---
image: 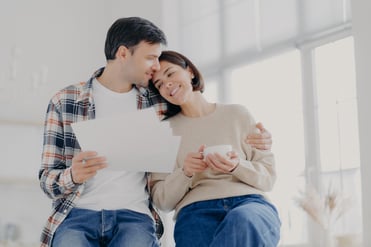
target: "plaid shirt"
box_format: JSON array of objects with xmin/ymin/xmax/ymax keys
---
[{"xmin": 38, "ymin": 67, "xmax": 167, "ymax": 247}]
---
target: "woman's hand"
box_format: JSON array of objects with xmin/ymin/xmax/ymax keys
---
[
  {"xmin": 182, "ymin": 145, "xmax": 208, "ymax": 177},
  {"xmin": 205, "ymin": 151, "xmax": 240, "ymax": 173}
]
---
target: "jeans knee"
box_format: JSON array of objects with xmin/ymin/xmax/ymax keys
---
[
  {"xmin": 225, "ymin": 205, "xmax": 280, "ymax": 236},
  {"xmin": 225, "ymin": 208, "xmax": 257, "ymax": 226}
]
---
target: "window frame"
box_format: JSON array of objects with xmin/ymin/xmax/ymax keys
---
[
  {"xmin": 197, "ymin": 27, "xmax": 357, "ymax": 247},
  {"xmin": 164, "ymin": 0, "xmax": 361, "ymax": 245}
]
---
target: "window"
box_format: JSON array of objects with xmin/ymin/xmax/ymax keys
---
[
  {"xmin": 226, "ymin": 37, "xmax": 362, "ymax": 245},
  {"xmin": 171, "ymin": 0, "xmax": 358, "ymax": 245},
  {"xmin": 229, "ymin": 50, "xmax": 306, "ymax": 245},
  {"xmin": 314, "ymin": 37, "xmax": 362, "ymax": 237},
  {"xmin": 315, "ymin": 37, "xmax": 359, "ymax": 172}
]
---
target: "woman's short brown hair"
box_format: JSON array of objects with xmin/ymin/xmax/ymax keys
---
[
  {"xmin": 149, "ymin": 50, "xmax": 205, "ymax": 119},
  {"xmin": 158, "ymin": 50, "xmax": 204, "ymax": 93}
]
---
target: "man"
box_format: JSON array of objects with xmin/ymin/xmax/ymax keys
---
[{"xmin": 39, "ymin": 17, "xmax": 272, "ymax": 247}]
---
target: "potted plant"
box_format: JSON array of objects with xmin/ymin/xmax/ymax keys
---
[{"xmin": 294, "ymin": 183, "xmax": 352, "ymax": 246}]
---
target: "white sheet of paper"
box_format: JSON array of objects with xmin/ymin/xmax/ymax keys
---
[{"xmin": 71, "ymin": 108, "xmax": 180, "ymax": 173}]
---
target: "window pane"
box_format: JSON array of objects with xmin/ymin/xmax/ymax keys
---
[
  {"xmin": 181, "ymin": 14, "xmax": 221, "ymax": 66},
  {"xmin": 230, "ymin": 50, "xmax": 306, "ymax": 245},
  {"xmin": 224, "ymin": 0, "xmax": 256, "ymax": 55},
  {"xmin": 302, "ymin": 0, "xmax": 349, "ymax": 34},
  {"xmin": 314, "ymin": 37, "xmax": 362, "ymax": 240},
  {"xmin": 180, "ymin": 0, "xmax": 219, "ymax": 23},
  {"xmin": 314, "ymin": 37, "xmax": 359, "ymax": 172},
  {"xmin": 260, "ymin": 0, "xmax": 298, "ymax": 46}
]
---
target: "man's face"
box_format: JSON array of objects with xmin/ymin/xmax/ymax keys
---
[{"xmin": 124, "ymin": 41, "xmax": 162, "ymax": 88}]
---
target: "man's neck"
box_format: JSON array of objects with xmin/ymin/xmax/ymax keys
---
[{"xmin": 97, "ymin": 65, "xmax": 133, "ymax": 93}]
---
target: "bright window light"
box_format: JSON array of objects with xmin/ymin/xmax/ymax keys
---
[
  {"xmin": 229, "ymin": 50, "xmax": 306, "ymax": 245},
  {"xmin": 314, "ymin": 37, "xmax": 362, "ymax": 237},
  {"xmin": 314, "ymin": 37, "xmax": 360, "ymax": 172}
]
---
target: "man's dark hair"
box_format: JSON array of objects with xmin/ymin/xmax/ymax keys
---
[{"xmin": 104, "ymin": 17, "xmax": 167, "ymax": 60}]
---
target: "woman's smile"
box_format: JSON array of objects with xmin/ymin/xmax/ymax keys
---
[{"xmin": 170, "ymin": 85, "xmax": 180, "ymax": 96}]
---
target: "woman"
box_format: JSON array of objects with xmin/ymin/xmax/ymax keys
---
[{"xmin": 150, "ymin": 51, "xmax": 281, "ymax": 247}]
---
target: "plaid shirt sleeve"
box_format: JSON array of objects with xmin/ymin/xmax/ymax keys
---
[
  {"xmin": 38, "ymin": 90, "xmax": 83, "ymax": 199},
  {"xmin": 137, "ymin": 86, "xmax": 168, "ymax": 119},
  {"xmin": 39, "ymin": 80, "xmax": 94, "ymax": 246}
]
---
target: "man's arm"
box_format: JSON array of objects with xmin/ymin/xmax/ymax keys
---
[
  {"xmin": 245, "ymin": 122, "xmax": 272, "ymax": 150},
  {"xmin": 39, "ymin": 100, "xmax": 107, "ymax": 199},
  {"xmin": 38, "ymin": 100, "xmax": 79, "ymax": 200}
]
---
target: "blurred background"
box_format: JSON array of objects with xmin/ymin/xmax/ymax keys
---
[{"xmin": 0, "ymin": 0, "xmax": 370, "ymax": 246}]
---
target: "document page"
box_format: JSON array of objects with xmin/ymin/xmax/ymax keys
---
[{"xmin": 71, "ymin": 108, "xmax": 180, "ymax": 173}]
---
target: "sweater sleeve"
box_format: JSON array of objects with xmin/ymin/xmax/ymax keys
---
[
  {"xmin": 230, "ymin": 106, "xmax": 276, "ymax": 192},
  {"xmin": 231, "ymin": 150, "xmax": 276, "ymax": 192},
  {"xmin": 150, "ymin": 168, "xmax": 193, "ymax": 212}
]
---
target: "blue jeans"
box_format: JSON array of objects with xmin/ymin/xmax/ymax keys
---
[
  {"xmin": 174, "ymin": 194, "xmax": 281, "ymax": 247},
  {"xmin": 52, "ymin": 208, "xmax": 159, "ymax": 247}
]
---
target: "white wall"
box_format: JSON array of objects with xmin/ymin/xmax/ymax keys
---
[
  {"xmin": 108, "ymin": 0, "xmax": 162, "ymax": 26},
  {"xmin": 351, "ymin": 1, "xmax": 371, "ymax": 246},
  {"xmin": 0, "ymin": 124, "xmax": 50, "ymax": 245},
  {"xmin": 0, "ymin": 1, "xmax": 166, "ymax": 245},
  {"xmin": 0, "ymin": 0, "xmax": 165, "ymax": 124},
  {"xmin": 0, "ymin": 0, "xmax": 107, "ymax": 123}
]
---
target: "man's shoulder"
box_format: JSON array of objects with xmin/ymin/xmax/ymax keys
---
[
  {"xmin": 57, "ymin": 81, "xmax": 86, "ymax": 95},
  {"xmin": 51, "ymin": 81, "xmax": 87, "ymax": 102}
]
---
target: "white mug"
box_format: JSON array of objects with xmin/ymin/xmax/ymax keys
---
[{"xmin": 203, "ymin": 145, "xmax": 232, "ymax": 160}]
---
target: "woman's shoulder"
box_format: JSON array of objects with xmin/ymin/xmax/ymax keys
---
[
  {"xmin": 217, "ymin": 103, "xmax": 252, "ymax": 116},
  {"xmin": 217, "ymin": 103, "xmax": 256, "ymax": 127}
]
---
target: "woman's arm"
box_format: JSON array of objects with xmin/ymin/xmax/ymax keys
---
[
  {"xmin": 150, "ymin": 169, "xmax": 192, "ymax": 212},
  {"xmin": 150, "ymin": 148, "xmax": 208, "ymax": 211},
  {"xmin": 231, "ymin": 149, "xmax": 276, "ymax": 192},
  {"xmin": 205, "ymin": 106, "xmax": 276, "ymax": 192},
  {"xmin": 235, "ymin": 111, "xmax": 276, "ymax": 191}
]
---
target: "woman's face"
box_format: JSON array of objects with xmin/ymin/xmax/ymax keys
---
[{"xmin": 152, "ymin": 60, "xmax": 194, "ymax": 106}]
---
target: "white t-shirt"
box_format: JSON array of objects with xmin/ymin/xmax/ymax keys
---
[{"xmin": 75, "ymin": 79, "xmax": 151, "ymax": 217}]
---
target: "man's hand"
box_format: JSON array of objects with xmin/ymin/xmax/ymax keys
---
[
  {"xmin": 245, "ymin": 122, "xmax": 272, "ymax": 150},
  {"xmin": 71, "ymin": 151, "xmax": 108, "ymax": 184}
]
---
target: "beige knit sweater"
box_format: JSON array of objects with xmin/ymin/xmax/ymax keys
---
[{"xmin": 150, "ymin": 104, "xmax": 276, "ymax": 218}]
